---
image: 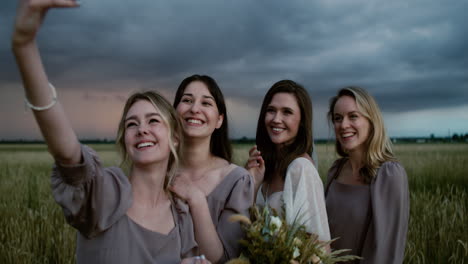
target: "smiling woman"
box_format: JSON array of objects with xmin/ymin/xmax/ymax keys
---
[
  {"xmin": 245, "ymin": 80, "xmax": 331, "ymax": 246},
  {"xmin": 325, "ymin": 86, "xmax": 409, "ymax": 264},
  {"xmin": 170, "ymin": 74, "xmax": 254, "ymax": 264},
  {"xmin": 11, "ymin": 0, "xmax": 209, "ymax": 263}
]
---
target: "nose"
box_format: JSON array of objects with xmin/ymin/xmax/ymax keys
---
[
  {"xmin": 137, "ymin": 123, "xmax": 149, "ymax": 135},
  {"xmin": 339, "ymin": 117, "xmax": 350, "ymax": 129},
  {"xmin": 272, "ymin": 112, "xmax": 281, "ymax": 123},
  {"xmin": 190, "ymin": 101, "xmax": 200, "ymax": 113}
]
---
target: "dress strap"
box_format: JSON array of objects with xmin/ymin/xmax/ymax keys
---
[{"xmin": 325, "ymin": 158, "xmax": 347, "ymax": 196}]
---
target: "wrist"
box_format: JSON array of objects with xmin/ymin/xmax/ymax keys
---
[
  {"xmin": 11, "ymin": 39, "xmax": 36, "ymax": 54},
  {"xmin": 187, "ymin": 189, "xmax": 206, "ymax": 208}
]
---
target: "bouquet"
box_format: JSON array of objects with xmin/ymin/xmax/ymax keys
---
[{"xmin": 227, "ymin": 205, "xmax": 359, "ymax": 264}]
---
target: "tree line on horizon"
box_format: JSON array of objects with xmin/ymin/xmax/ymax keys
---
[{"xmin": 1, "ymin": 133, "xmax": 468, "ymax": 144}]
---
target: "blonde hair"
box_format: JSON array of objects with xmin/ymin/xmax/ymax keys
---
[
  {"xmin": 328, "ymin": 86, "xmax": 395, "ymax": 183},
  {"xmin": 116, "ymin": 91, "xmax": 183, "ymax": 190}
]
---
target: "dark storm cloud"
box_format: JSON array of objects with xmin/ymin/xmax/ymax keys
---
[{"xmin": 1, "ymin": 0, "xmax": 467, "ymax": 113}]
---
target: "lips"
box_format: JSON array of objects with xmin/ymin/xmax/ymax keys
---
[
  {"xmin": 271, "ymin": 127, "xmax": 285, "ymax": 134},
  {"xmin": 136, "ymin": 141, "xmax": 155, "ymax": 149},
  {"xmin": 341, "ymin": 132, "xmax": 356, "ymax": 140},
  {"xmin": 185, "ymin": 118, "xmax": 204, "ymax": 125}
]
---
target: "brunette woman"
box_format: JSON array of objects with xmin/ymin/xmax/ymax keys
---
[
  {"xmin": 170, "ymin": 75, "xmax": 254, "ymax": 263},
  {"xmin": 245, "ymin": 80, "xmax": 330, "ymax": 242}
]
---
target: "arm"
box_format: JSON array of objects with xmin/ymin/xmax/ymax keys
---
[
  {"xmin": 171, "ymin": 169, "xmax": 254, "ymax": 263},
  {"xmin": 283, "ymin": 158, "xmax": 331, "ymax": 242},
  {"xmin": 361, "ymin": 162, "xmax": 410, "ymax": 264},
  {"xmin": 12, "ymin": 0, "xmax": 81, "ymax": 164},
  {"xmin": 244, "ymin": 145, "xmax": 265, "ymax": 199},
  {"xmin": 170, "ymin": 175, "xmax": 224, "ymax": 263},
  {"xmin": 52, "ymin": 145, "xmax": 132, "ymax": 238}
]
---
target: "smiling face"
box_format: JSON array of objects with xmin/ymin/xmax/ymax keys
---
[
  {"xmin": 175, "ymin": 81, "xmax": 224, "ymax": 140},
  {"xmin": 332, "ymin": 95, "xmax": 371, "ymax": 155},
  {"xmin": 123, "ymin": 100, "xmax": 171, "ymax": 167},
  {"xmin": 264, "ymin": 92, "xmax": 301, "ymax": 147}
]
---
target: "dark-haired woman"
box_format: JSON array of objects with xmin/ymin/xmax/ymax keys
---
[
  {"xmin": 170, "ymin": 75, "xmax": 254, "ymax": 263},
  {"xmin": 325, "ymin": 86, "xmax": 409, "ymax": 263},
  {"xmin": 245, "ymin": 80, "xmax": 330, "ymax": 242}
]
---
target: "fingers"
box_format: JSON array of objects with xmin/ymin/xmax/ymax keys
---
[
  {"xmin": 248, "ymin": 145, "xmax": 261, "ymax": 157},
  {"xmin": 13, "ymin": 0, "xmax": 80, "ymax": 46},
  {"xmin": 30, "ymin": 0, "xmax": 80, "ymax": 8},
  {"xmin": 248, "ymin": 145, "xmax": 257, "ymax": 156},
  {"xmin": 20, "ymin": 0, "xmax": 80, "ymax": 12}
]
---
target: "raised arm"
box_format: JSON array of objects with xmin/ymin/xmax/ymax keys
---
[
  {"xmin": 12, "ymin": 0, "xmax": 81, "ymax": 164},
  {"xmin": 244, "ymin": 145, "xmax": 265, "ymax": 198}
]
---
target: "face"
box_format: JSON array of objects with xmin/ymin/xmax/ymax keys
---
[
  {"xmin": 175, "ymin": 81, "xmax": 223, "ymax": 139},
  {"xmin": 333, "ymin": 95, "xmax": 371, "ymax": 155},
  {"xmin": 264, "ymin": 92, "xmax": 301, "ymax": 147},
  {"xmin": 124, "ymin": 100, "xmax": 172, "ymax": 167}
]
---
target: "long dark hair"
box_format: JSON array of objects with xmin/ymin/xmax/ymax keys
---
[
  {"xmin": 173, "ymin": 74, "xmax": 232, "ymax": 162},
  {"xmin": 256, "ymin": 80, "xmax": 313, "ymax": 182}
]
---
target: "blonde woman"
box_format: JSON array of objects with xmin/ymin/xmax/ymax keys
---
[
  {"xmin": 12, "ymin": 0, "xmax": 209, "ymax": 263},
  {"xmin": 325, "ymin": 86, "xmax": 409, "ymax": 263}
]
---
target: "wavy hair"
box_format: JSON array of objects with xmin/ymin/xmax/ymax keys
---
[
  {"xmin": 116, "ymin": 91, "xmax": 183, "ymax": 190},
  {"xmin": 328, "ymin": 86, "xmax": 395, "ymax": 183}
]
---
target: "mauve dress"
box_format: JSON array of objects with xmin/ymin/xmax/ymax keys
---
[
  {"xmin": 205, "ymin": 165, "xmax": 254, "ymax": 263},
  {"xmin": 325, "ymin": 158, "xmax": 410, "ymax": 264},
  {"xmin": 51, "ymin": 145, "xmax": 198, "ymax": 264}
]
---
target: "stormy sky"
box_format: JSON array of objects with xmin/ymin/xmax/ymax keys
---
[{"xmin": 1, "ymin": 0, "xmax": 467, "ymax": 140}]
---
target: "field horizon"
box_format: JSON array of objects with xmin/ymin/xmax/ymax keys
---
[{"xmin": 0, "ymin": 143, "xmax": 467, "ymax": 263}]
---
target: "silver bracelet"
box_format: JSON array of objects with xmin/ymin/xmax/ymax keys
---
[{"xmin": 24, "ymin": 83, "xmax": 58, "ymax": 111}]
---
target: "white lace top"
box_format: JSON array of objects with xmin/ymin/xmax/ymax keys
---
[{"xmin": 256, "ymin": 157, "xmax": 331, "ymax": 241}]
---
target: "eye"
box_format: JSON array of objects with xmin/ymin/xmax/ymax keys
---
[
  {"xmin": 149, "ymin": 118, "xmax": 160, "ymax": 124},
  {"xmin": 350, "ymin": 114, "xmax": 359, "ymax": 120},
  {"xmin": 202, "ymin": 101, "xmax": 213, "ymax": 106},
  {"xmin": 126, "ymin": 122, "xmax": 137, "ymax": 128},
  {"xmin": 333, "ymin": 115, "xmax": 342, "ymax": 122},
  {"xmin": 181, "ymin": 97, "xmax": 192, "ymax": 103},
  {"xmin": 266, "ymin": 107, "xmax": 275, "ymax": 113},
  {"xmin": 283, "ymin": 109, "xmax": 293, "ymax": 115}
]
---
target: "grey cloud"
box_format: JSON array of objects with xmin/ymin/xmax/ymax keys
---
[{"xmin": 1, "ymin": 0, "xmax": 467, "ymax": 116}]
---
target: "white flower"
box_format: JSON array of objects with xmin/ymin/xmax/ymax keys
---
[
  {"xmin": 293, "ymin": 247, "xmax": 300, "ymax": 259},
  {"xmin": 293, "ymin": 237, "xmax": 302, "ymax": 246},
  {"xmin": 269, "ymin": 216, "xmax": 282, "ymax": 231}
]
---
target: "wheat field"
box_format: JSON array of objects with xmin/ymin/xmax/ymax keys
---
[{"xmin": 0, "ymin": 143, "xmax": 467, "ymax": 263}]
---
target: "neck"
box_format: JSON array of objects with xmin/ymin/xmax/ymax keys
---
[
  {"xmin": 182, "ymin": 136, "xmax": 215, "ymax": 170},
  {"xmin": 130, "ymin": 162, "xmax": 168, "ymax": 207},
  {"xmin": 347, "ymin": 150, "xmax": 364, "ymax": 173}
]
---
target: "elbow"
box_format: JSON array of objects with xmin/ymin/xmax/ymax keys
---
[{"xmin": 51, "ymin": 144, "xmax": 82, "ymax": 165}]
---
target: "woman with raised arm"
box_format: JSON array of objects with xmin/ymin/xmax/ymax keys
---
[
  {"xmin": 245, "ymin": 80, "xmax": 331, "ymax": 243},
  {"xmin": 170, "ymin": 75, "xmax": 254, "ymax": 263},
  {"xmin": 325, "ymin": 86, "xmax": 409, "ymax": 263},
  {"xmin": 12, "ymin": 1, "xmax": 208, "ymax": 263}
]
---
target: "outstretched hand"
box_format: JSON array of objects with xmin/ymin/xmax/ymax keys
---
[
  {"xmin": 245, "ymin": 145, "xmax": 265, "ymax": 190},
  {"xmin": 13, "ymin": 0, "xmax": 80, "ymax": 46}
]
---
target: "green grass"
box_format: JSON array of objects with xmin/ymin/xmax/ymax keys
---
[{"xmin": 0, "ymin": 143, "xmax": 467, "ymax": 263}]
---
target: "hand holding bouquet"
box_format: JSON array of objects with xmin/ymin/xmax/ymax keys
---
[{"xmin": 228, "ymin": 205, "xmax": 359, "ymax": 264}]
